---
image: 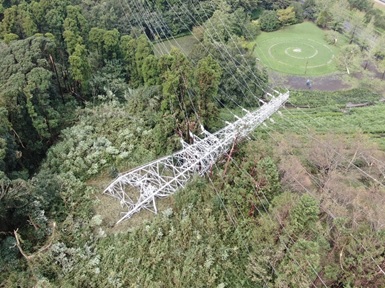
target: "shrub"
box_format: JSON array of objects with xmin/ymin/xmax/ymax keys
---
[{"xmin": 324, "ymin": 30, "xmax": 341, "ymax": 46}]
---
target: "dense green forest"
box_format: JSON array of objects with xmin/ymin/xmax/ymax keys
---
[{"xmin": 1, "ymin": 0, "xmax": 385, "ymax": 286}]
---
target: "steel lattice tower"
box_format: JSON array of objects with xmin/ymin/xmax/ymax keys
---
[{"xmin": 104, "ymin": 91, "xmax": 289, "ymax": 223}]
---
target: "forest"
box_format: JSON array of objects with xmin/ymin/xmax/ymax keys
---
[{"xmin": 1, "ymin": 0, "xmax": 385, "ymax": 286}]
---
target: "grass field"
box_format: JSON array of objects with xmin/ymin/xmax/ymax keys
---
[
  {"xmin": 253, "ymin": 22, "xmax": 342, "ymax": 76},
  {"xmin": 153, "ymin": 35, "xmax": 199, "ymax": 56},
  {"xmin": 256, "ymin": 89, "xmax": 385, "ymax": 148}
]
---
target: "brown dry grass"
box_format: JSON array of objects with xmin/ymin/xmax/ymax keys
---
[{"xmin": 273, "ymin": 132, "xmax": 385, "ymax": 229}]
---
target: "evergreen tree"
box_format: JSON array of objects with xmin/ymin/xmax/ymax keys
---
[
  {"xmin": 69, "ymin": 43, "xmax": 90, "ymax": 93},
  {"xmin": 194, "ymin": 56, "xmax": 222, "ymax": 129}
]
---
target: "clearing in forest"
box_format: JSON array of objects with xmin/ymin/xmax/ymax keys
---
[
  {"xmin": 254, "ymin": 22, "xmax": 341, "ymax": 76},
  {"xmin": 153, "ymin": 35, "xmax": 199, "ymax": 56}
]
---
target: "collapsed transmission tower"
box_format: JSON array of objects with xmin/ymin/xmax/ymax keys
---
[{"xmin": 104, "ymin": 91, "xmax": 289, "ymax": 224}]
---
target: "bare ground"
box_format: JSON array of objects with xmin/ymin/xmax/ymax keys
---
[
  {"xmin": 269, "ymin": 62, "xmax": 385, "ymax": 92},
  {"xmin": 269, "ymin": 71, "xmax": 352, "ymax": 91}
]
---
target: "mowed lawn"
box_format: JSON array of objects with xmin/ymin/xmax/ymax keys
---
[{"xmin": 253, "ymin": 22, "xmax": 342, "ymax": 76}]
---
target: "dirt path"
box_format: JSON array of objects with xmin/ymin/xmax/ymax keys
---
[
  {"xmin": 285, "ymin": 74, "xmax": 352, "ymax": 91},
  {"xmin": 269, "ymin": 62, "xmax": 385, "ymax": 92},
  {"xmin": 269, "ymin": 72, "xmax": 352, "ymax": 91}
]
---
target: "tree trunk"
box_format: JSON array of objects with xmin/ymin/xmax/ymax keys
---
[{"xmin": 49, "ymin": 54, "xmax": 65, "ymax": 104}]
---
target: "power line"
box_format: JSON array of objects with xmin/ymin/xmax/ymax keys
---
[{"xmin": 109, "ymin": 0, "xmax": 382, "ymax": 280}]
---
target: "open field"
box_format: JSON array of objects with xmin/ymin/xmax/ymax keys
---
[
  {"xmin": 153, "ymin": 35, "xmax": 198, "ymax": 56},
  {"xmin": 254, "ymin": 22, "xmax": 342, "ymax": 76}
]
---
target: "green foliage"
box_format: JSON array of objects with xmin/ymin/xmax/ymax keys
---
[
  {"xmin": 372, "ymin": 9, "xmax": 385, "ymax": 31},
  {"xmin": 161, "ymin": 49, "xmax": 192, "ymax": 117},
  {"xmin": 88, "ymin": 27, "xmax": 121, "ymax": 60},
  {"xmin": 0, "ymin": 4, "xmax": 37, "ymax": 39},
  {"xmin": 324, "ymin": 30, "xmax": 341, "ymax": 45},
  {"xmin": 0, "ymin": 108, "xmax": 17, "ymax": 175},
  {"xmin": 63, "ymin": 28, "xmax": 83, "ymax": 55},
  {"xmin": 348, "ymin": 0, "xmax": 373, "ymax": 12},
  {"xmin": 277, "ymin": 6, "xmax": 296, "ymax": 26},
  {"xmin": 336, "ymin": 44, "xmax": 362, "ymax": 74},
  {"xmin": 44, "ymin": 98, "xmax": 153, "ymax": 181},
  {"xmin": 330, "ymin": 219, "xmax": 385, "ymax": 286},
  {"xmin": 259, "ymin": 0, "xmax": 291, "ymax": 10},
  {"xmin": 276, "ymin": 238, "xmax": 321, "ymax": 287},
  {"xmin": 246, "ymin": 191, "xmax": 328, "ymax": 287},
  {"xmin": 0, "ymin": 236, "xmax": 22, "ymax": 283},
  {"xmin": 316, "ymin": 10, "xmax": 333, "ymax": 28},
  {"xmin": 203, "ymin": 6, "xmax": 261, "ymax": 43},
  {"xmin": 289, "ymin": 88, "xmax": 382, "ymax": 108},
  {"xmin": 1, "ymin": 1, "xmax": 385, "ymax": 287},
  {"xmin": 88, "ymin": 27, "xmax": 106, "ymax": 54},
  {"xmin": 242, "ymin": 20, "xmax": 261, "ymax": 40},
  {"xmin": 89, "ymin": 60, "xmax": 128, "ymax": 99},
  {"xmin": 24, "ymin": 67, "xmax": 59, "ymax": 138},
  {"xmin": 259, "ymin": 10, "xmax": 281, "ymax": 32},
  {"xmin": 263, "ymin": 89, "xmax": 385, "ymax": 150},
  {"xmin": 34, "ymin": 187, "xmax": 255, "ymax": 286},
  {"xmin": 64, "ymin": 5, "xmax": 88, "ymax": 42},
  {"xmin": 0, "ymin": 36, "xmax": 76, "ymax": 174},
  {"xmin": 290, "ymin": 194, "xmax": 320, "ymax": 233},
  {"xmin": 3, "ymin": 32, "xmax": 18, "ymax": 43},
  {"xmin": 204, "ymin": 9, "xmax": 235, "ymax": 43},
  {"xmin": 69, "ymin": 43, "xmax": 90, "ymax": 90},
  {"xmin": 303, "ymin": 0, "xmax": 317, "ymax": 20},
  {"xmin": 142, "ymin": 54, "xmax": 161, "ymax": 86},
  {"xmin": 291, "ymin": 2, "xmax": 304, "ymax": 23},
  {"xmin": 195, "ymin": 56, "xmax": 222, "ymax": 129},
  {"xmin": 102, "ymin": 29, "xmax": 120, "ymax": 58},
  {"xmin": 200, "ymin": 40, "xmax": 267, "ymax": 107},
  {"xmin": 120, "ymin": 34, "xmax": 154, "ymax": 88}
]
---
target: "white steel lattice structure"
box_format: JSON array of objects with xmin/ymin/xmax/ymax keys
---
[{"xmin": 104, "ymin": 91, "xmax": 289, "ymax": 223}]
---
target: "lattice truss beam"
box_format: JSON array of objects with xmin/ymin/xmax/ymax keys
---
[{"xmin": 104, "ymin": 91, "xmax": 289, "ymax": 223}]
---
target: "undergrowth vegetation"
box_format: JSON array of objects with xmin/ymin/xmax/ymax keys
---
[
  {"xmin": 2, "ymin": 85, "xmax": 385, "ymax": 287},
  {"xmin": 264, "ymin": 88, "xmax": 385, "ymax": 148}
]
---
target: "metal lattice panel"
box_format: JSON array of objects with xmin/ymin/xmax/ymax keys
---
[{"xmin": 104, "ymin": 91, "xmax": 289, "ymax": 223}]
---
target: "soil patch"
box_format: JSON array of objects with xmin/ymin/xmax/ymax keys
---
[
  {"xmin": 269, "ymin": 71, "xmax": 352, "ymax": 91},
  {"xmin": 269, "ymin": 61, "xmax": 385, "ymax": 92}
]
